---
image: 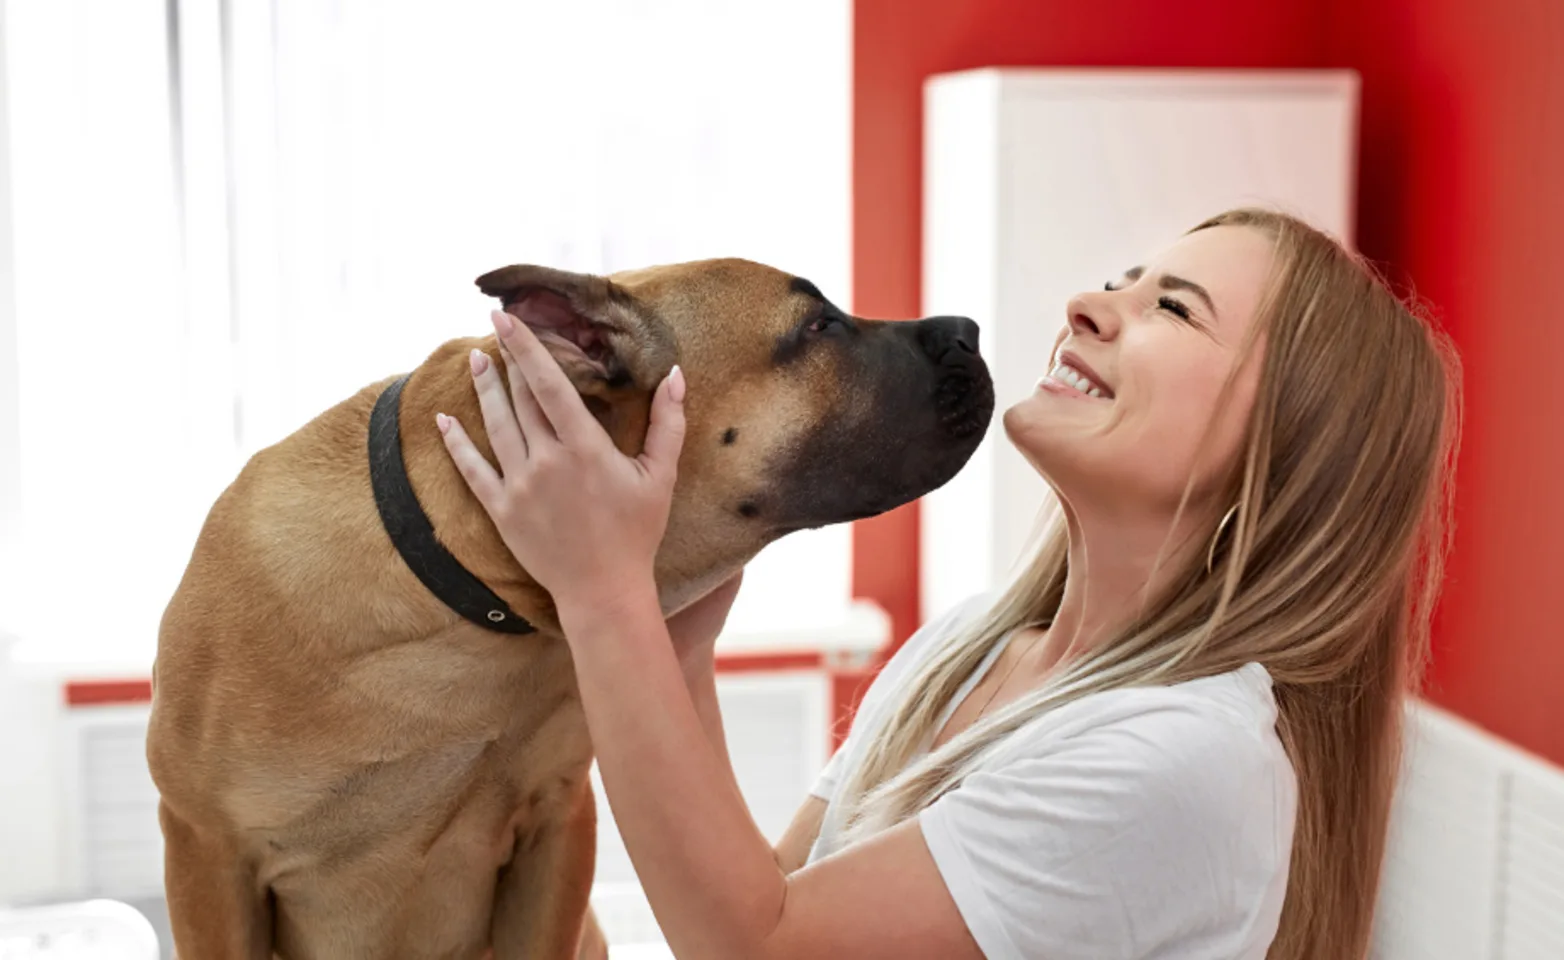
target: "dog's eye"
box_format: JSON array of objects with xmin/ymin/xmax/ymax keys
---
[{"xmin": 808, "ymin": 315, "xmax": 843, "ymax": 334}]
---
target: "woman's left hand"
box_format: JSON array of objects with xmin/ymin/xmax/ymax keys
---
[{"xmin": 437, "ymin": 310, "xmax": 687, "ymax": 616}]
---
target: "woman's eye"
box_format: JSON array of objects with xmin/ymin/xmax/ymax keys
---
[
  {"xmin": 1158, "ymin": 296, "xmax": 1193, "ymax": 321},
  {"xmin": 1103, "ymin": 281, "xmax": 1119, "ymax": 292}
]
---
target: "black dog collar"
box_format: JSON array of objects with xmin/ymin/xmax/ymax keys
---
[{"xmin": 368, "ymin": 374, "xmax": 537, "ymax": 635}]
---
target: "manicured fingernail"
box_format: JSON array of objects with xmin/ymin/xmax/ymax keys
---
[
  {"xmin": 491, "ymin": 310, "xmax": 514, "ymax": 335},
  {"xmin": 436, "ymin": 413, "xmax": 451, "ymax": 434},
  {"xmin": 470, "ymin": 348, "xmax": 489, "ymax": 376},
  {"xmin": 668, "ymin": 365, "xmax": 686, "ymax": 404}
]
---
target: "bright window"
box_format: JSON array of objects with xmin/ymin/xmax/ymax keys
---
[{"xmin": 1, "ymin": 0, "xmax": 852, "ymax": 665}]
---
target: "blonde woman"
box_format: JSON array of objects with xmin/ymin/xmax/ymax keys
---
[{"xmin": 440, "ymin": 209, "xmax": 1459, "ymax": 959}]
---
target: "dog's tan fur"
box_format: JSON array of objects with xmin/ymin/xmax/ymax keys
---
[{"xmin": 148, "ymin": 258, "xmax": 989, "ymax": 959}]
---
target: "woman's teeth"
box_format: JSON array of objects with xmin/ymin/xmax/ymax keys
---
[{"xmin": 1049, "ymin": 363, "xmax": 1106, "ymax": 399}]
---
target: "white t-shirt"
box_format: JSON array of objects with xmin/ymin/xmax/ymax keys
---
[{"xmin": 807, "ymin": 595, "xmax": 1298, "ymax": 960}]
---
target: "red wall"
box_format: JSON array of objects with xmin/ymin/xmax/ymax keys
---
[
  {"xmin": 851, "ymin": 0, "xmax": 1564, "ymax": 764},
  {"xmin": 1325, "ymin": 0, "xmax": 1564, "ymax": 764}
]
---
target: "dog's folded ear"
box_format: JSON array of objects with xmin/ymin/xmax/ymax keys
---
[{"xmin": 475, "ymin": 265, "xmax": 663, "ymax": 395}]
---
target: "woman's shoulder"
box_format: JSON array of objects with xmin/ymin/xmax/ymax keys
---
[
  {"xmin": 920, "ymin": 665, "xmax": 1297, "ymax": 960},
  {"xmin": 1000, "ymin": 663, "xmax": 1291, "ymax": 789},
  {"xmin": 943, "ymin": 665, "xmax": 1296, "ymax": 863},
  {"xmin": 866, "ymin": 597, "xmax": 1289, "ymax": 777},
  {"xmin": 1076, "ymin": 662, "xmax": 1279, "ymax": 729},
  {"xmin": 895, "ymin": 598, "xmax": 1280, "ymax": 729}
]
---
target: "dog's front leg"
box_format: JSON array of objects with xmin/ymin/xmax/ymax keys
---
[
  {"xmin": 491, "ymin": 781, "xmax": 599, "ymax": 960},
  {"xmin": 160, "ymin": 801, "xmax": 273, "ymax": 959}
]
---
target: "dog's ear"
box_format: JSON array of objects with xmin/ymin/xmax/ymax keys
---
[{"xmin": 475, "ymin": 264, "xmax": 663, "ymax": 395}]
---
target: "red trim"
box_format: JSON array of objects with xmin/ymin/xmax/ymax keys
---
[
  {"xmin": 66, "ymin": 654, "xmax": 887, "ymax": 765},
  {"xmin": 62, "ymin": 652, "xmax": 844, "ymax": 708},
  {"xmin": 65, "ymin": 678, "xmax": 153, "ymax": 707},
  {"xmin": 711, "ymin": 650, "xmax": 824, "ymax": 674},
  {"xmin": 851, "ymin": 506, "xmax": 921, "ymax": 649}
]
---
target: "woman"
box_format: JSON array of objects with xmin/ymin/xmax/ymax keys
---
[{"xmin": 438, "ymin": 208, "xmax": 1459, "ymax": 959}]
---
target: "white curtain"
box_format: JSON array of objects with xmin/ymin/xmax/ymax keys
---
[
  {"xmin": 3, "ymin": 0, "xmax": 199, "ymax": 666},
  {"xmin": 2, "ymin": 0, "xmax": 851, "ymax": 664}
]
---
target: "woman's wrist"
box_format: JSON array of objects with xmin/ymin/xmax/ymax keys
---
[
  {"xmin": 554, "ymin": 577, "xmax": 662, "ymax": 644},
  {"xmin": 554, "ymin": 567, "xmax": 740, "ymax": 681}
]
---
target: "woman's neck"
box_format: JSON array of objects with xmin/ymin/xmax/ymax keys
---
[{"xmin": 1039, "ymin": 501, "xmax": 1210, "ymax": 672}]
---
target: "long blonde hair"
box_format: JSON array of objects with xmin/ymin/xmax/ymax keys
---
[{"xmin": 834, "ymin": 209, "xmax": 1461, "ymax": 959}]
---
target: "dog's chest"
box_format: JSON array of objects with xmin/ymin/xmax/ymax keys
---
[{"xmin": 244, "ymin": 635, "xmax": 596, "ymax": 883}]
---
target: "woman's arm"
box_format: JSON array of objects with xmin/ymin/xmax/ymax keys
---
[
  {"xmin": 681, "ymin": 656, "xmax": 738, "ymax": 786},
  {"xmin": 675, "ymin": 602, "xmax": 829, "ymax": 874},
  {"xmin": 774, "ymin": 796, "xmax": 828, "ymax": 875},
  {"xmin": 664, "ymin": 575, "xmax": 749, "ymax": 810},
  {"xmin": 665, "ymin": 573, "xmax": 828, "ymax": 874},
  {"xmin": 563, "ymin": 591, "xmax": 982, "ymax": 960}
]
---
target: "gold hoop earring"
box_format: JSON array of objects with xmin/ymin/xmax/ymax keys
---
[{"xmin": 1206, "ymin": 504, "xmax": 1239, "ymax": 575}]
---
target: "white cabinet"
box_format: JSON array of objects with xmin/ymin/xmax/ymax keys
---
[{"xmin": 920, "ymin": 69, "xmax": 1359, "ymax": 615}]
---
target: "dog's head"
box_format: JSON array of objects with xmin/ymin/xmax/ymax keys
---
[{"xmin": 477, "ymin": 258, "xmax": 994, "ymax": 610}]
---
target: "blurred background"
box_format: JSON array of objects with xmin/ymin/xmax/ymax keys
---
[{"xmin": 0, "ymin": 0, "xmax": 1560, "ymax": 957}]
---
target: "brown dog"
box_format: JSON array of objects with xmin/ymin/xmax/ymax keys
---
[{"xmin": 146, "ymin": 259, "xmax": 993, "ymax": 959}]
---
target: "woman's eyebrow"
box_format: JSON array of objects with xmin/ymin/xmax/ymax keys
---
[
  {"xmin": 1113, "ymin": 265, "xmax": 1219, "ymax": 325},
  {"xmin": 1120, "ymin": 265, "xmax": 1219, "ymax": 322},
  {"xmin": 1160, "ymin": 274, "xmax": 1217, "ymax": 317}
]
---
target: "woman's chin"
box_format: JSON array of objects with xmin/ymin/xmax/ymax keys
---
[
  {"xmin": 1002, "ymin": 395, "xmax": 1064, "ymax": 445},
  {"xmin": 1002, "ymin": 404, "xmax": 1057, "ymax": 472},
  {"xmin": 1003, "ymin": 401, "xmax": 1112, "ymax": 491}
]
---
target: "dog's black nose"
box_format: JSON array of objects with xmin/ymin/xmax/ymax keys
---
[
  {"xmin": 920, "ymin": 316, "xmax": 982, "ymax": 365},
  {"xmin": 949, "ymin": 317, "xmax": 980, "ymax": 354}
]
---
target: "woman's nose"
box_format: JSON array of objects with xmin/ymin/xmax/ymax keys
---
[{"xmin": 1064, "ymin": 292, "xmax": 1120, "ymax": 341}]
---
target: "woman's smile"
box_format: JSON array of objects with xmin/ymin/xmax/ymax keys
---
[{"xmin": 1037, "ymin": 351, "xmax": 1116, "ymax": 400}]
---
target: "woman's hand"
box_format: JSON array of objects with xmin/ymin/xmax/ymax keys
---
[{"xmin": 437, "ymin": 310, "xmax": 686, "ymax": 617}]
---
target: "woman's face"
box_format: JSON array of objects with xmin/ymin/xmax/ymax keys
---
[{"xmin": 1003, "ymin": 225, "xmax": 1275, "ymax": 516}]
